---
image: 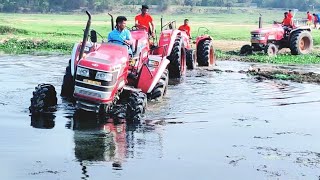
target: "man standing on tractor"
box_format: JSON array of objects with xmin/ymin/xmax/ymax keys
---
[
  {"xmin": 178, "ymin": 19, "xmax": 191, "ymax": 39},
  {"xmin": 307, "ymin": 11, "xmax": 313, "ymax": 26},
  {"xmin": 288, "ymin": 10, "xmax": 293, "ymax": 22},
  {"xmin": 135, "ymin": 5, "xmax": 155, "ymax": 37},
  {"xmin": 108, "ymin": 16, "xmax": 133, "ymax": 55},
  {"xmin": 313, "ymin": 13, "xmax": 319, "ymax": 29}
]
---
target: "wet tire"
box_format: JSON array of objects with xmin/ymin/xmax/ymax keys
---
[
  {"xmin": 186, "ymin": 49, "xmax": 195, "ymax": 70},
  {"xmin": 61, "ymin": 59, "xmax": 75, "ymax": 98},
  {"xmin": 264, "ymin": 43, "xmax": 278, "ymax": 56},
  {"xmin": 168, "ymin": 37, "xmax": 186, "ymax": 78},
  {"xmin": 29, "ymin": 84, "xmax": 57, "ymax": 114},
  {"xmin": 148, "ymin": 69, "xmax": 169, "ymax": 100},
  {"xmin": 126, "ymin": 91, "xmax": 147, "ymax": 123},
  {"xmin": 290, "ymin": 31, "xmax": 313, "ymax": 55},
  {"xmin": 240, "ymin": 44, "xmax": 253, "ymax": 55},
  {"xmin": 197, "ymin": 39, "xmax": 215, "ymax": 66}
]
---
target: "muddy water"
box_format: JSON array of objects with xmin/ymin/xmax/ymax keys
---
[{"xmin": 1, "ymin": 55, "xmax": 320, "ymax": 180}]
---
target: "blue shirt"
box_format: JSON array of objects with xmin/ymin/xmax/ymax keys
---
[{"xmin": 107, "ymin": 28, "xmax": 132, "ymax": 54}]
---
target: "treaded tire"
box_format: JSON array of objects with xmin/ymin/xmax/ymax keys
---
[
  {"xmin": 148, "ymin": 69, "xmax": 169, "ymax": 100},
  {"xmin": 290, "ymin": 31, "xmax": 313, "ymax": 55},
  {"xmin": 197, "ymin": 40, "xmax": 215, "ymax": 66},
  {"xmin": 61, "ymin": 59, "xmax": 75, "ymax": 98},
  {"xmin": 29, "ymin": 84, "xmax": 57, "ymax": 113},
  {"xmin": 126, "ymin": 91, "xmax": 147, "ymax": 123},
  {"xmin": 264, "ymin": 43, "xmax": 278, "ymax": 56},
  {"xmin": 186, "ymin": 49, "xmax": 195, "ymax": 69},
  {"xmin": 168, "ymin": 37, "xmax": 185, "ymax": 78},
  {"xmin": 240, "ymin": 44, "xmax": 253, "ymax": 55}
]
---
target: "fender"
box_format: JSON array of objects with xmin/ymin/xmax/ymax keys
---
[
  {"xmin": 196, "ymin": 35, "xmax": 212, "ymax": 47},
  {"xmin": 147, "ymin": 58, "xmax": 170, "ymax": 93},
  {"xmin": 137, "ymin": 56, "xmax": 170, "ymax": 93},
  {"xmin": 159, "ymin": 29, "xmax": 182, "ymax": 56},
  {"xmin": 166, "ymin": 29, "xmax": 182, "ymax": 56}
]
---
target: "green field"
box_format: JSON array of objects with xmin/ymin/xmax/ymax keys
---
[{"xmin": 0, "ymin": 7, "xmax": 319, "ymax": 63}]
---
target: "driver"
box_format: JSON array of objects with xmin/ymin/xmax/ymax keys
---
[
  {"xmin": 108, "ymin": 16, "xmax": 133, "ymax": 55},
  {"xmin": 178, "ymin": 19, "xmax": 191, "ymax": 39},
  {"xmin": 135, "ymin": 5, "xmax": 155, "ymax": 37}
]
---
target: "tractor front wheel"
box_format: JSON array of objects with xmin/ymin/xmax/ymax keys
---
[
  {"xmin": 61, "ymin": 59, "xmax": 75, "ymax": 98},
  {"xmin": 197, "ymin": 40, "xmax": 215, "ymax": 66},
  {"xmin": 264, "ymin": 43, "xmax": 278, "ymax": 56},
  {"xmin": 290, "ymin": 31, "xmax": 313, "ymax": 55},
  {"xmin": 240, "ymin": 44, "xmax": 253, "ymax": 55},
  {"xmin": 126, "ymin": 91, "xmax": 147, "ymax": 123},
  {"xmin": 148, "ymin": 69, "xmax": 169, "ymax": 100},
  {"xmin": 29, "ymin": 84, "xmax": 57, "ymax": 114},
  {"xmin": 186, "ymin": 49, "xmax": 195, "ymax": 70}
]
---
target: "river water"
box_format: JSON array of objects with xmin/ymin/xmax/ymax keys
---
[{"xmin": 0, "ymin": 55, "xmax": 320, "ymax": 180}]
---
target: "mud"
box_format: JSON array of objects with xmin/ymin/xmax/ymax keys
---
[{"xmin": 0, "ymin": 56, "xmax": 320, "ymax": 179}]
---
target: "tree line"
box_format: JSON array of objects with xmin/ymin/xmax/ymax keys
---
[{"xmin": 0, "ymin": 0, "xmax": 319, "ymax": 13}]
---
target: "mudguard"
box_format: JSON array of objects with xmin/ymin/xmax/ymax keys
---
[
  {"xmin": 137, "ymin": 56, "xmax": 170, "ymax": 93},
  {"xmin": 159, "ymin": 29, "xmax": 182, "ymax": 56}
]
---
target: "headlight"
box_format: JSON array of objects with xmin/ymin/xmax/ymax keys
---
[
  {"xmin": 76, "ymin": 67, "xmax": 89, "ymax": 77},
  {"xmin": 95, "ymin": 72, "xmax": 113, "ymax": 81}
]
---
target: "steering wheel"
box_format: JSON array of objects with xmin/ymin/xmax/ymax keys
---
[
  {"xmin": 131, "ymin": 24, "xmax": 148, "ymax": 31},
  {"xmin": 108, "ymin": 39, "xmax": 130, "ymax": 47}
]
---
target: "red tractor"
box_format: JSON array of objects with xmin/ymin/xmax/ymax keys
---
[
  {"xmin": 241, "ymin": 17, "xmax": 313, "ymax": 56},
  {"xmin": 29, "ymin": 11, "xmax": 180, "ymax": 122},
  {"xmin": 159, "ymin": 19, "xmax": 215, "ymax": 70}
]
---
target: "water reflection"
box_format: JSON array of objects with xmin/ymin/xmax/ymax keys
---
[{"xmin": 30, "ymin": 113, "xmax": 56, "ymax": 129}]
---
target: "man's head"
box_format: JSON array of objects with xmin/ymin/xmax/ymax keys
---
[
  {"xmin": 184, "ymin": 19, "xmax": 189, "ymax": 25},
  {"xmin": 116, "ymin": 16, "xmax": 127, "ymax": 30},
  {"xmin": 141, "ymin": 5, "xmax": 149, "ymax": 15},
  {"xmin": 307, "ymin": 11, "xmax": 310, "ymax": 14},
  {"xmin": 284, "ymin": 12, "xmax": 288, "ymax": 17},
  {"xmin": 313, "ymin": 13, "xmax": 316, "ymax": 16}
]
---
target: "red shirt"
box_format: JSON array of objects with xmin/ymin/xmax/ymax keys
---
[
  {"xmin": 314, "ymin": 15, "xmax": 318, "ymax": 23},
  {"xmin": 135, "ymin": 14, "xmax": 153, "ymax": 32},
  {"xmin": 178, "ymin": 24, "xmax": 191, "ymax": 37},
  {"xmin": 288, "ymin": 12, "xmax": 293, "ymax": 19},
  {"xmin": 282, "ymin": 17, "xmax": 292, "ymax": 26},
  {"xmin": 307, "ymin": 13, "xmax": 312, "ymax": 21}
]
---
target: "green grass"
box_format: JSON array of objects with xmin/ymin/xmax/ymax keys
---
[{"xmin": 0, "ymin": 7, "xmax": 319, "ymax": 65}]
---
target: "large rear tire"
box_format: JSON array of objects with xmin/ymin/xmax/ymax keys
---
[
  {"xmin": 197, "ymin": 39, "xmax": 215, "ymax": 66},
  {"xmin": 148, "ymin": 69, "xmax": 169, "ymax": 100},
  {"xmin": 29, "ymin": 84, "xmax": 57, "ymax": 114},
  {"xmin": 126, "ymin": 91, "xmax": 147, "ymax": 123},
  {"xmin": 290, "ymin": 31, "xmax": 313, "ymax": 55},
  {"xmin": 186, "ymin": 49, "xmax": 195, "ymax": 70},
  {"xmin": 61, "ymin": 59, "xmax": 75, "ymax": 98},
  {"xmin": 168, "ymin": 37, "xmax": 186, "ymax": 78}
]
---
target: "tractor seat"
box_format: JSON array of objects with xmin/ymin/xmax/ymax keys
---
[{"xmin": 131, "ymin": 30, "xmax": 149, "ymax": 57}]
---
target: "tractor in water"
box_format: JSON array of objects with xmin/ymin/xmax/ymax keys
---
[
  {"xmin": 29, "ymin": 11, "xmax": 185, "ymax": 122},
  {"xmin": 158, "ymin": 19, "xmax": 216, "ymax": 71},
  {"xmin": 240, "ymin": 16, "xmax": 313, "ymax": 56}
]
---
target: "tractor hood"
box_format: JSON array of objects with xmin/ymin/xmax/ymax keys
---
[
  {"xmin": 78, "ymin": 43, "xmax": 128, "ymax": 71},
  {"xmin": 251, "ymin": 24, "xmax": 284, "ymax": 34}
]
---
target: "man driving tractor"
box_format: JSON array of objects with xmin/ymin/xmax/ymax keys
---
[
  {"xmin": 178, "ymin": 19, "xmax": 191, "ymax": 39},
  {"xmin": 135, "ymin": 5, "xmax": 155, "ymax": 37},
  {"xmin": 108, "ymin": 16, "xmax": 133, "ymax": 55}
]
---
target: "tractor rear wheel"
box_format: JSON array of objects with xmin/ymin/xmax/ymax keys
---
[
  {"xmin": 61, "ymin": 59, "xmax": 75, "ymax": 98},
  {"xmin": 29, "ymin": 84, "xmax": 57, "ymax": 114},
  {"xmin": 168, "ymin": 37, "xmax": 186, "ymax": 78},
  {"xmin": 126, "ymin": 91, "xmax": 147, "ymax": 123},
  {"xmin": 186, "ymin": 49, "xmax": 195, "ymax": 70},
  {"xmin": 290, "ymin": 31, "xmax": 313, "ymax": 55},
  {"xmin": 264, "ymin": 43, "xmax": 278, "ymax": 56},
  {"xmin": 240, "ymin": 44, "xmax": 253, "ymax": 55},
  {"xmin": 148, "ymin": 69, "xmax": 169, "ymax": 100},
  {"xmin": 197, "ymin": 40, "xmax": 215, "ymax": 66}
]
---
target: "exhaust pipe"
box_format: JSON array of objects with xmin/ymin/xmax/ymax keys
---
[
  {"xmin": 79, "ymin": 11, "xmax": 92, "ymax": 61},
  {"xmin": 161, "ymin": 16, "xmax": 163, "ymax": 31},
  {"xmin": 108, "ymin": 13, "xmax": 114, "ymax": 30},
  {"xmin": 258, "ymin": 15, "xmax": 262, "ymax": 28}
]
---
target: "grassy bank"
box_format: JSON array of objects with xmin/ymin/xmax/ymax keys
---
[{"xmin": 0, "ymin": 7, "xmax": 319, "ymax": 64}]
